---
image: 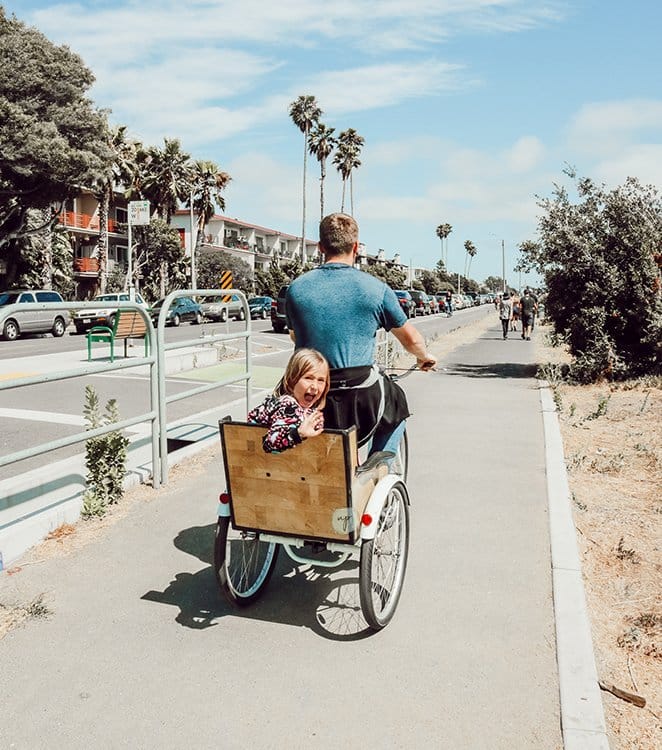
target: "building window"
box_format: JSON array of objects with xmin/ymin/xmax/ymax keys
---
[{"xmin": 115, "ymin": 207, "xmax": 128, "ymax": 223}]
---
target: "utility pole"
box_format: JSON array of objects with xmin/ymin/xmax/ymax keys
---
[
  {"xmin": 189, "ymin": 190, "xmax": 196, "ymax": 290},
  {"xmin": 501, "ymin": 239, "xmax": 506, "ymax": 293}
]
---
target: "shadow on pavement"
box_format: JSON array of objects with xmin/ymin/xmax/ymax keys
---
[
  {"xmin": 141, "ymin": 522, "xmax": 375, "ymax": 641},
  {"xmin": 443, "ymin": 361, "xmax": 538, "ymax": 379}
]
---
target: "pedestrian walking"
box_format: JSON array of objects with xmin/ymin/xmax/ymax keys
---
[
  {"xmin": 498, "ymin": 292, "xmax": 512, "ymax": 340},
  {"xmin": 520, "ymin": 288, "xmax": 537, "ymax": 340}
]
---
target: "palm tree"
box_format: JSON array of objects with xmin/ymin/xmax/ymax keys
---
[
  {"xmin": 463, "ymin": 240, "xmax": 477, "ymax": 278},
  {"xmin": 94, "ymin": 125, "xmax": 135, "ymax": 293},
  {"xmin": 435, "ymin": 223, "xmax": 452, "ymax": 269},
  {"xmin": 308, "ymin": 123, "xmax": 336, "ymax": 221},
  {"xmin": 188, "ymin": 160, "xmax": 231, "ymax": 286},
  {"xmin": 139, "ymin": 138, "xmax": 192, "ymax": 223},
  {"xmin": 333, "ymin": 129, "xmax": 364, "ymax": 215},
  {"xmin": 289, "ymin": 95, "xmax": 322, "ymax": 263}
]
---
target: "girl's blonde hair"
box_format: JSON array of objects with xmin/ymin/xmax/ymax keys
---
[{"xmin": 275, "ymin": 348, "xmax": 330, "ymax": 409}]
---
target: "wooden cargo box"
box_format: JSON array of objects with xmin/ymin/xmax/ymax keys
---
[{"xmin": 219, "ymin": 421, "xmax": 380, "ymax": 544}]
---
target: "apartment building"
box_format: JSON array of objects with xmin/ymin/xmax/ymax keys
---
[
  {"xmin": 46, "ymin": 191, "xmax": 414, "ymax": 297},
  {"xmin": 171, "ymin": 211, "xmax": 319, "ymax": 272}
]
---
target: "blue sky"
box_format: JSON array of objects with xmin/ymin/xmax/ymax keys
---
[{"xmin": 5, "ymin": 0, "xmax": 662, "ymax": 287}]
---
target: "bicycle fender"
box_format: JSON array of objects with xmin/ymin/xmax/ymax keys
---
[{"xmin": 359, "ymin": 474, "xmax": 406, "ymax": 540}]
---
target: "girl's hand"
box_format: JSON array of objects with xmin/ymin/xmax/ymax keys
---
[{"xmin": 298, "ymin": 410, "xmax": 324, "ymax": 439}]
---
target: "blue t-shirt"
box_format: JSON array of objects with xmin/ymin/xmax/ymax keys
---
[{"xmin": 286, "ymin": 263, "xmax": 407, "ymax": 368}]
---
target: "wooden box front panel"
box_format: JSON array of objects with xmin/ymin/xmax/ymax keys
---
[{"xmin": 221, "ymin": 423, "xmax": 359, "ymax": 542}]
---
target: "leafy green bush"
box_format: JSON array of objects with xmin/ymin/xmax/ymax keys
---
[
  {"xmin": 81, "ymin": 386, "xmax": 129, "ymax": 518},
  {"xmin": 521, "ymin": 171, "xmax": 662, "ymax": 382}
]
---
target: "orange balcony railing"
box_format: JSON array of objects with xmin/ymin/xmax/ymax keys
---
[
  {"xmin": 74, "ymin": 257, "xmax": 100, "ymax": 273},
  {"xmin": 60, "ymin": 211, "xmax": 120, "ymax": 234}
]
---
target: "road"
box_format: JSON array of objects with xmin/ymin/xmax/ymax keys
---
[{"xmin": 0, "ymin": 307, "xmax": 488, "ymax": 482}]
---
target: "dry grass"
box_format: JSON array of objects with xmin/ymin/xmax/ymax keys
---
[{"xmin": 536, "ymin": 324, "xmax": 662, "ymax": 750}]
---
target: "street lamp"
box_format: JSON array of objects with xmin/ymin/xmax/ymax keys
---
[{"xmin": 489, "ymin": 233, "xmax": 506, "ymax": 293}]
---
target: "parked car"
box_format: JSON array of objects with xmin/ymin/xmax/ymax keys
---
[
  {"xmin": 247, "ymin": 296, "xmax": 272, "ymax": 320},
  {"xmin": 271, "ymin": 285, "xmax": 289, "ymax": 332},
  {"xmin": 428, "ymin": 295, "xmax": 440, "ymax": 314},
  {"xmin": 393, "ymin": 290, "xmax": 415, "ymax": 318},
  {"xmin": 409, "ymin": 290, "xmax": 431, "ymax": 315},
  {"xmin": 200, "ymin": 294, "xmax": 245, "ymax": 322},
  {"xmin": 0, "ymin": 289, "xmax": 67, "ymax": 341},
  {"xmin": 451, "ymin": 293, "xmax": 465, "ymax": 310},
  {"xmin": 150, "ymin": 296, "xmax": 203, "ymax": 327},
  {"xmin": 72, "ymin": 292, "xmax": 148, "ymax": 334}
]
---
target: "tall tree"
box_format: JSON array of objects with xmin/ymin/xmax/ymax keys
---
[
  {"xmin": 188, "ymin": 160, "xmax": 231, "ymax": 253},
  {"xmin": 308, "ymin": 123, "xmax": 336, "ymax": 222},
  {"xmin": 289, "ymin": 95, "xmax": 321, "ymax": 263},
  {"xmin": 333, "ymin": 129, "xmax": 364, "ymax": 215},
  {"xmin": 133, "ymin": 218, "xmax": 188, "ymax": 302},
  {"xmin": 520, "ymin": 171, "xmax": 662, "ymax": 381},
  {"xmin": 139, "ymin": 138, "xmax": 192, "ymax": 223},
  {"xmin": 435, "ymin": 223, "xmax": 452, "ymax": 269},
  {"xmin": 93, "ymin": 125, "xmax": 136, "ymax": 293},
  {"xmin": 463, "ymin": 240, "xmax": 477, "ymax": 278},
  {"xmin": 0, "ymin": 9, "xmax": 111, "ymax": 284}
]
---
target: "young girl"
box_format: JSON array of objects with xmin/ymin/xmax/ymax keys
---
[{"xmin": 247, "ymin": 348, "xmax": 330, "ymax": 453}]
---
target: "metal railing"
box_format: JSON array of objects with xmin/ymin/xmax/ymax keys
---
[
  {"xmin": 0, "ymin": 290, "xmax": 252, "ymax": 491},
  {"xmin": 0, "ymin": 300, "xmax": 161, "ymax": 483},
  {"xmin": 153, "ymin": 289, "xmax": 251, "ymax": 485}
]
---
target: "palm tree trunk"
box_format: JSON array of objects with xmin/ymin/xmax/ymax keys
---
[
  {"xmin": 96, "ymin": 184, "xmax": 110, "ymax": 294},
  {"xmin": 301, "ymin": 129, "xmax": 308, "ymax": 264},
  {"xmin": 320, "ymin": 161, "xmax": 326, "ymax": 221},
  {"xmin": 350, "ymin": 173, "xmax": 354, "ymax": 216},
  {"xmin": 340, "ymin": 178, "xmax": 347, "ymax": 213}
]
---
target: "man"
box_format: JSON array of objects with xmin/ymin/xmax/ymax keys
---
[
  {"xmin": 286, "ymin": 213, "xmax": 436, "ymax": 459},
  {"xmin": 498, "ymin": 292, "xmax": 512, "ymax": 340},
  {"xmin": 520, "ymin": 287, "xmax": 538, "ymax": 340}
]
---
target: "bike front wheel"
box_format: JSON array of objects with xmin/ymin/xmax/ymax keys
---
[
  {"xmin": 359, "ymin": 481, "xmax": 410, "ymax": 630},
  {"xmin": 214, "ymin": 518, "xmax": 279, "ymax": 606}
]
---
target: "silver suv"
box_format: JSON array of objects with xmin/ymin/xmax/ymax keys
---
[
  {"xmin": 0, "ymin": 289, "xmax": 67, "ymax": 341},
  {"xmin": 199, "ymin": 294, "xmax": 245, "ymax": 322}
]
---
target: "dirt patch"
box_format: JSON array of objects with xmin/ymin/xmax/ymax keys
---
[{"xmin": 535, "ymin": 324, "xmax": 662, "ymax": 749}]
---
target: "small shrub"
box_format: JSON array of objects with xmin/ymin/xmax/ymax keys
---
[{"xmin": 81, "ymin": 386, "xmax": 129, "ymax": 518}]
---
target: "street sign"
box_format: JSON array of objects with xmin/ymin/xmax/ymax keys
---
[
  {"xmin": 128, "ymin": 200, "xmax": 150, "ymax": 226},
  {"xmin": 221, "ymin": 270, "xmax": 233, "ymax": 302}
]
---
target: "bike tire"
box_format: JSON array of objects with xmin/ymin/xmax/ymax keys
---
[
  {"xmin": 359, "ymin": 481, "xmax": 410, "ymax": 630},
  {"xmin": 213, "ymin": 518, "xmax": 279, "ymax": 606}
]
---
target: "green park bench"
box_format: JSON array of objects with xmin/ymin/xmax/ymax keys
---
[{"xmin": 87, "ymin": 309, "xmax": 149, "ymax": 362}]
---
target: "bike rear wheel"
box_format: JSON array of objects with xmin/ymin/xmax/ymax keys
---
[
  {"xmin": 214, "ymin": 518, "xmax": 279, "ymax": 606},
  {"xmin": 359, "ymin": 480, "xmax": 410, "ymax": 630}
]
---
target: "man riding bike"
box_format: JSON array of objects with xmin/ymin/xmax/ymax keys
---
[{"xmin": 286, "ymin": 213, "xmax": 437, "ymax": 459}]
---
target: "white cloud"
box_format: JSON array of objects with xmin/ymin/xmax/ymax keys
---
[
  {"xmin": 566, "ymin": 99, "xmax": 662, "ymax": 157},
  {"xmin": 304, "ymin": 61, "xmax": 465, "ymax": 114},
  {"xmin": 30, "ymin": 1, "xmax": 564, "ymax": 55},
  {"xmin": 505, "ymin": 136, "xmax": 545, "ymax": 173},
  {"xmin": 593, "ymin": 144, "xmax": 662, "ymax": 189}
]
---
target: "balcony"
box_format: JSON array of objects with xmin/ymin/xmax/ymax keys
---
[
  {"xmin": 61, "ymin": 211, "xmax": 121, "ymax": 234},
  {"xmin": 74, "ymin": 257, "xmax": 99, "ymax": 273}
]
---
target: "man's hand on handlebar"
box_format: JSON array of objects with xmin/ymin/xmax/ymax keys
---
[{"xmin": 417, "ymin": 354, "xmax": 437, "ymax": 371}]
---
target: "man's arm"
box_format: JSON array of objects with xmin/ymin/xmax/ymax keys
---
[{"xmin": 391, "ymin": 321, "xmax": 437, "ymax": 371}]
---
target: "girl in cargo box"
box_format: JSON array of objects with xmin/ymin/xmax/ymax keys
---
[{"xmin": 247, "ymin": 348, "xmax": 329, "ymax": 453}]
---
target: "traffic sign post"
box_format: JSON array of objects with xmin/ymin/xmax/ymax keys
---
[{"xmin": 127, "ymin": 201, "xmax": 150, "ymax": 300}]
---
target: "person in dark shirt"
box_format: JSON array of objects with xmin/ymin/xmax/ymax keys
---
[{"xmin": 520, "ymin": 288, "xmax": 538, "ymax": 340}]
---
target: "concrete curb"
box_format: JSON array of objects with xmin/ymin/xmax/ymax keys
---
[{"xmin": 540, "ymin": 383, "xmax": 610, "ymax": 749}]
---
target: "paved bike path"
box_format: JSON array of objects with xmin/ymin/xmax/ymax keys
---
[{"xmin": 0, "ymin": 319, "xmax": 566, "ymax": 749}]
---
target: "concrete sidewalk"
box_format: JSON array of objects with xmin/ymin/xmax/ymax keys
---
[{"xmin": 0, "ymin": 318, "xmax": 607, "ymax": 749}]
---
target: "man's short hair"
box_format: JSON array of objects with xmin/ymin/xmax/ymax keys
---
[{"xmin": 319, "ymin": 213, "xmax": 358, "ymax": 258}]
